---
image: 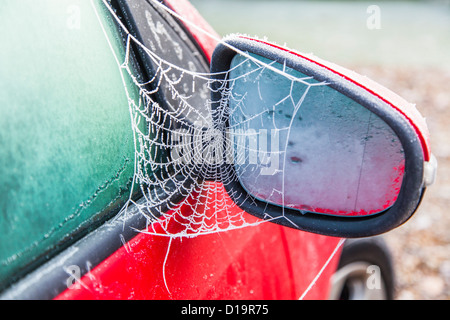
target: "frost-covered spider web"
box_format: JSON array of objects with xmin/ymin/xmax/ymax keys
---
[
  {"xmin": 95, "ymin": 0, "xmax": 404, "ymax": 241},
  {"xmin": 93, "ymin": 0, "xmax": 325, "ymax": 239},
  {"xmin": 90, "ymin": 0, "xmax": 355, "ymax": 299}
]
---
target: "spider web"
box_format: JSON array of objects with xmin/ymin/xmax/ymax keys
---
[
  {"xmin": 89, "ymin": 0, "xmax": 354, "ymax": 300},
  {"xmin": 93, "ymin": 0, "xmax": 335, "ymax": 239},
  {"xmin": 95, "ymin": 0, "xmax": 405, "ymax": 243}
]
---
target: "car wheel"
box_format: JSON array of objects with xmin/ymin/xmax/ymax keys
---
[{"xmin": 329, "ymin": 237, "xmax": 396, "ymax": 300}]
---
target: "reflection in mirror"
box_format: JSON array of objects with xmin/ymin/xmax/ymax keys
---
[{"xmin": 227, "ymin": 53, "xmax": 405, "ymax": 216}]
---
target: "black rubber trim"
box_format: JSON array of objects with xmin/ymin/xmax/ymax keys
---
[{"xmin": 210, "ymin": 36, "xmax": 426, "ymax": 238}]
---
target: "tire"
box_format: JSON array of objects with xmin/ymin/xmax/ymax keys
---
[{"xmin": 329, "ymin": 237, "xmax": 396, "ymax": 300}]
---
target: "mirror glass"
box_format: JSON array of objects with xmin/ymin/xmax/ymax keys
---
[{"xmin": 227, "ymin": 53, "xmax": 405, "ymax": 216}]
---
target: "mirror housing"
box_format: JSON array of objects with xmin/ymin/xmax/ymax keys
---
[{"xmin": 210, "ymin": 35, "xmax": 435, "ymax": 238}]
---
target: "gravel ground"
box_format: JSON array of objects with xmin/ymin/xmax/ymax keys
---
[{"xmin": 355, "ymin": 65, "xmax": 450, "ymax": 300}]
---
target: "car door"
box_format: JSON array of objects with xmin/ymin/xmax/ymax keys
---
[{"xmin": 0, "ymin": 0, "xmax": 344, "ymax": 300}]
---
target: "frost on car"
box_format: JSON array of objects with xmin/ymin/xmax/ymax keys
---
[{"xmin": 0, "ymin": 0, "xmax": 433, "ymax": 300}]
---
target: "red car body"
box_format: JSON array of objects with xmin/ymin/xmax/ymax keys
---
[{"xmin": 55, "ymin": 0, "xmax": 344, "ymax": 300}]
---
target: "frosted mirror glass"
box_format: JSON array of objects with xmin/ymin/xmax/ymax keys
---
[{"xmin": 228, "ymin": 53, "xmax": 405, "ymax": 216}]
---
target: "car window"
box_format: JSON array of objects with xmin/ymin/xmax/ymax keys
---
[
  {"xmin": 116, "ymin": 0, "xmax": 211, "ymax": 126},
  {"xmin": 0, "ymin": 0, "xmax": 211, "ymax": 292},
  {"xmin": 0, "ymin": 0, "xmax": 141, "ymax": 289}
]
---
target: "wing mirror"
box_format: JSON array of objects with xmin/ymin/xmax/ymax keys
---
[{"xmin": 209, "ymin": 35, "xmax": 436, "ymax": 238}]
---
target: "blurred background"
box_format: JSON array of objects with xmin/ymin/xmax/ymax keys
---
[{"xmin": 191, "ymin": 0, "xmax": 450, "ymax": 299}]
